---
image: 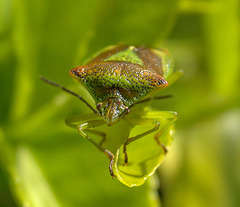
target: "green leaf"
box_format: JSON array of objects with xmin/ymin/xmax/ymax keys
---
[
  {"xmin": 114, "ymin": 118, "xmax": 174, "ymax": 187},
  {"xmin": 0, "ymin": 0, "xmax": 179, "ymax": 206}
]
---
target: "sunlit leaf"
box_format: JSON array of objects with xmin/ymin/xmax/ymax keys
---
[
  {"xmin": 0, "ymin": 0, "xmax": 180, "ymax": 206},
  {"xmin": 114, "ymin": 116, "xmax": 174, "ymax": 187}
]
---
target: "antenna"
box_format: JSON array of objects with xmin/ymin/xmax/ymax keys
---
[
  {"xmin": 120, "ymin": 95, "xmax": 173, "ymax": 117},
  {"xmin": 134, "ymin": 95, "xmax": 173, "ymax": 106},
  {"xmin": 39, "ymin": 76, "xmax": 98, "ymax": 114}
]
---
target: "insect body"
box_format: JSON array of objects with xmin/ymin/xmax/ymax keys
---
[
  {"xmin": 40, "ymin": 45, "xmax": 182, "ymax": 182},
  {"xmin": 70, "ymin": 45, "xmax": 170, "ymax": 125}
]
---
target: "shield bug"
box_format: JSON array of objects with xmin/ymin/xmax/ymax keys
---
[{"xmin": 40, "ymin": 45, "xmax": 183, "ymax": 178}]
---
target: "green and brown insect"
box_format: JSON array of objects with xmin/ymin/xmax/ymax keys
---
[{"xmin": 40, "ymin": 45, "xmax": 182, "ymax": 181}]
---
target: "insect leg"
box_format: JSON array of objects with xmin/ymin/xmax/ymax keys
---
[
  {"xmin": 123, "ymin": 118, "xmax": 160, "ymax": 165},
  {"xmin": 152, "ymin": 111, "xmax": 177, "ymax": 150},
  {"xmin": 78, "ymin": 121, "xmax": 115, "ymax": 177},
  {"xmin": 123, "ymin": 111, "xmax": 177, "ymax": 165},
  {"xmin": 65, "ymin": 114, "xmax": 115, "ymax": 177},
  {"xmin": 65, "ymin": 113, "xmax": 99, "ymax": 128}
]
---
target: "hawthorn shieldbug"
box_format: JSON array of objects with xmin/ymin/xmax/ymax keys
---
[{"xmin": 40, "ymin": 45, "xmax": 183, "ymax": 178}]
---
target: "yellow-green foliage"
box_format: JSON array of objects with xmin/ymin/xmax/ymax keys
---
[{"xmin": 0, "ymin": 0, "xmax": 239, "ymax": 207}]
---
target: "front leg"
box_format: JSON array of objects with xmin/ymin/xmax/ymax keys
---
[
  {"xmin": 123, "ymin": 119, "xmax": 161, "ymax": 165},
  {"xmin": 78, "ymin": 121, "xmax": 116, "ymax": 177},
  {"xmin": 123, "ymin": 111, "xmax": 177, "ymax": 165},
  {"xmin": 153, "ymin": 112, "xmax": 177, "ymax": 151},
  {"xmin": 65, "ymin": 114, "xmax": 116, "ymax": 177}
]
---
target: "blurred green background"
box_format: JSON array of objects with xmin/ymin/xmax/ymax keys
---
[{"xmin": 0, "ymin": 0, "xmax": 239, "ymax": 206}]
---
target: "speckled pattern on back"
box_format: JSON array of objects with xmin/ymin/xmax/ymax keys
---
[{"xmin": 69, "ymin": 45, "xmax": 169, "ymax": 106}]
